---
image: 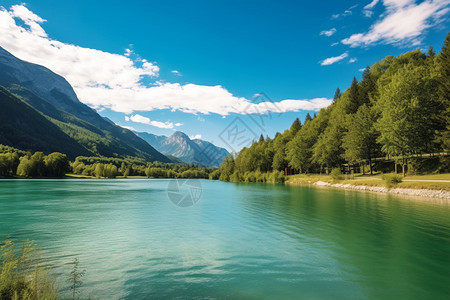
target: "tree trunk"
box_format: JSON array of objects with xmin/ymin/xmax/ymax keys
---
[
  {"xmin": 394, "ymin": 162, "xmax": 397, "ymax": 174},
  {"xmin": 362, "ymin": 162, "xmax": 365, "ymax": 175},
  {"xmin": 369, "ymin": 157, "xmax": 373, "ymax": 175},
  {"xmin": 402, "ymin": 157, "xmax": 406, "ymax": 177}
]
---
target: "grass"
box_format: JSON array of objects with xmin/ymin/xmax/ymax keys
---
[
  {"xmin": 0, "ymin": 240, "xmax": 58, "ymax": 300},
  {"xmin": 286, "ymin": 173, "xmax": 450, "ymax": 190},
  {"xmin": 354, "ymin": 173, "xmax": 450, "ymax": 180}
]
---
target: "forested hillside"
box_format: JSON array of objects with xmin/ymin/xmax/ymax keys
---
[
  {"xmin": 216, "ymin": 34, "xmax": 450, "ymax": 182},
  {"xmin": 0, "ymin": 46, "xmax": 170, "ymax": 162}
]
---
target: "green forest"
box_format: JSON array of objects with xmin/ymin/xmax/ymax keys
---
[
  {"xmin": 215, "ymin": 34, "xmax": 450, "ymax": 183},
  {"xmin": 2, "ymin": 34, "xmax": 449, "ymax": 182},
  {"xmin": 0, "ymin": 145, "xmax": 212, "ymax": 179}
]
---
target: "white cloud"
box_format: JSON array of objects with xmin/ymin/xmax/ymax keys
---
[
  {"xmin": 197, "ymin": 116, "xmax": 205, "ymax": 122},
  {"xmin": 331, "ymin": 42, "xmax": 339, "ymax": 46},
  {"xmin": 9, "ymin": 4, "xmax": 47, "ymax": 37},
  {"xmin": 126, "ymin": 114, "xmax": 182, "ymax": 129},
  {"xmin": 363, "ymin": 0, "xmax": 381, "ymax": 16},
  {"xmin": 120, "ymin": 125, "xmax": 137, "ymax": 131},
  {"xmin": 171, "ymin": 70, "xmax": 182, "ymax": 76},
  {"xmin": 320, "ymin": 28, "xmax": 337, "ymax": 37},
  {"xmin": 320, "ymin": 52, "xmax": 349, "ymax": 66},
  {"xmin": 342, "ymin": 0, "xmax": 449, "ymax": 47},
  {"xmin": 331, "ymin": 5, "xmax": 356, "ymax": 19},
  {"xmin": 189, "ymin": 134, "xmax": 202, "ymax": 140},
  {"xmin": 0, "ymin": 4, "xmax": 333, "ymax": 116},
  {"xmin": 359, "ymin": 68, "xmax": 367, "ymax": 71},
  {"xmin": 349, "ymin": 57, "xmax": 358, "ymax": 63}
]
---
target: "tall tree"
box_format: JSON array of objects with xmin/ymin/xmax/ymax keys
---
[
  {"xmin": 428, "ymin": 45, "xmax": 435, "ymax": 57},
  {"xmin": 342, "ymin": 104, "xmax": 380, "ymax": 174},
  {"xmin": 346, "ymin": 77, "xmax": 360, "ymax": 114},
  {"xmin": 435, "ymin": 33, "xmax": 450, "ymax": 151},
  {"xmin": 304, "ymin": 113, "xmax": 313, "ymax": 124},
  {"xmin": 45, "ymin": 152, "xmax": 70, "ymax": 177},
  {"xmin": 333, "ymin": 88, "xmax": 342, "ymax": 102},
  {"xmin": 375, "ymin": 64, "xmax": 442, "ymax": 176},
  {"xmin": 290, "ymin": 118, "xmax": 302, "ymax": 135}
]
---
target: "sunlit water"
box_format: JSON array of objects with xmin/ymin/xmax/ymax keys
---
[{"xmin": 0, "ymin": 179, "xmax": 449, "ymax": 299}]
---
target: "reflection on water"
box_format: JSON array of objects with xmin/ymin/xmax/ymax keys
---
[{"xmin": 0, "ymin": 179, "xmax": 449, "ymax": 299}]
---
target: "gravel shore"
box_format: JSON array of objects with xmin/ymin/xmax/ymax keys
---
[{"xmin": 314, "ymin": 180, "xmax": 450, "ymax": 200}]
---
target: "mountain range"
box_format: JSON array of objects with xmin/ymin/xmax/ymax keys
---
[
  {"xmin": 136, "ymin": 131, "xmax": 229, "ymax": 167},
  {"xmin": 0, "ymin": 47, "xmax": 159, "ymax": 162},
  {"xmin": 0, "ymin": 46, "xmax": 229, "ymax": 166}
]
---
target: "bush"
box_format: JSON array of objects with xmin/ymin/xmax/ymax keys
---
[
  {"xmin": 0, "ymin": 240, "xmax": 58, "ymax": 299},
  {"xmin": 330, "ymin": 168, "xmax": 344, "ymax": 181},
  {"xmin": 268, "ymin": 171, "xmax": 285, "ymax": 183},
  {"xmin": 382, "ymin": 173, "xmax": 403, "ymax": 188},
  {"xmin": 209, "ymin": 169, "xmax": 221, "ymax": 180}
]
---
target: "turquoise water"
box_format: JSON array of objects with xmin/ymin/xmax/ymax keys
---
[{"xmin": 0, "ymin": 179, "xmax": 449, "ymax": 299}]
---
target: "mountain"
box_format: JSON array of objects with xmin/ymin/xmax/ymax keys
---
[
  {"xmin": 136, "ymin": 131, "xmax": 229, "ymax": 167},
  {"xmin": 0, "ymin": 46, "xmax": 170, "ymax": 162},
  {"xmin": 0, "ymin": 87, "xmax": 91, "ymax": 158}
]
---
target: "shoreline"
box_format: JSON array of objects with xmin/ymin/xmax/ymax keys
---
[{"xmin": 288, "ymin": 180, "xmax": 450, "ymax": 201}]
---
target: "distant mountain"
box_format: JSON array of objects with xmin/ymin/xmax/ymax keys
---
[
  {"xmin": 136, "ymin": 131, "xmax": 229, "ymax": 167},
  {"xmin": 0, "ymin": 46, "xmax": 170, "ymax": 162}
]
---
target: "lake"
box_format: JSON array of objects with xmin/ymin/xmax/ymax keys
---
[{"xmin": 0, "ymin": 179, "xmax": 449, "ymax": 299}]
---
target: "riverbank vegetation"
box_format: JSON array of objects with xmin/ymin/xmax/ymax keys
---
[
  {"xmin": 0, "ymin": 240, "xmax": 58, "ymax": 300},
  {"xmin": 217, "ymin": 34, "xmax": 450, "ymax": 183},
  {"xmin": 285, "ymin": 173, "xmax": 450, "ymax": 191},
  {"xmin": 0, "ymin": 146, "xmax": 213, "ymax": 179}
]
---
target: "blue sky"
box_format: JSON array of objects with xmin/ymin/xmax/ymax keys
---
[{"xmin": 0, "ymin": 0, "xmax": 448, "ymax": 151}]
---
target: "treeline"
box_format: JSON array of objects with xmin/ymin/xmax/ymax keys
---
[
  {"xmin": 217, "ymin": 34, "xmax": 450, "ymax": 181},
  {"xmin": 0, "ymin": 147, "xmax": 70, "ymax": 177},
  {"xmin": 72, "ymin": 156, "xmax": 213, "ymax": 179},
  {"xmin": 0, "ymin": 146, "xmax": 214, "ymax": 179}
]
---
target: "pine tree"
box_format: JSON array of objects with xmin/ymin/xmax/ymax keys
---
[
  {"xmin": 333, "ymin": 88, "xmax": 342, "ymax": 102},
  {"xmin": 346, "ymin": 77, "xmax": 360, "ymax": 114},
  {"xmin": 304, "ymin": 113, "xmax": 313, "ymax": 124},
  {"xmin": 428, "ymin": 45, "xmax": 435, "ymax": 57},
  {"xmin": 290, "ymin": 118, "xmax": 302, "ymax": 135}
]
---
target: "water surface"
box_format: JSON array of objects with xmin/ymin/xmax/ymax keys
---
[{"xmin": 0, "ymin": 179, "xmax": 449, "ymax": 299}]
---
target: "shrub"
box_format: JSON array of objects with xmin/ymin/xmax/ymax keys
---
[
  {"xmin": 268, "ymin": 171, "xmax": 285, "ymax": 183},
  {"xmin": 209, "ymin": 169, "xmax": 221, "ymax": 180},
  {"xmin": 330, "ymin": 168, "xmax": 344, "ymax": 181},
  {"xmin": 382, "ymin": 173, "xmax": 403, "ymax": 188},
  {"xmin": 0, "ymin": 240, "xmax": 58, "ymax": 299}
]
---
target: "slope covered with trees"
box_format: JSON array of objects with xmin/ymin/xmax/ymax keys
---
[
  {"xmin": 0, "ymin": 46, "xmax": 170, "ymax": 162},
  {"xmin": 216, "ymin": 34, "xmax": 450, "ymax": 181}
]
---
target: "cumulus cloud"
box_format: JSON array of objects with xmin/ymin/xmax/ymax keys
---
[
  {"xmin": 342, "ymin": 0, "xmax": 449, "ymax": 47},
  {"xmin": 189, "ymin": 134, "xmax": 202, "ymax": 140},
  {"xmin": 320, "ymin": 52, "xmax": 349, "ymax": 66},
  {"xmin": 349, "ymin": 57, "xmax": 358, "ymax": 63},
  {"xmin": 171, "ymin": 70, "xmax": 182, "ymax": 76},
  {"xmin": 125, "ymin": 114, "xmax": 182, "ymax": 129},
  {"xmin": 0, "ymin": 4, "xmax": 333, "ymax": 115},
  {"xmin": 320, "ymin": 28, "xmax": 337, "ymax": 37}
]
